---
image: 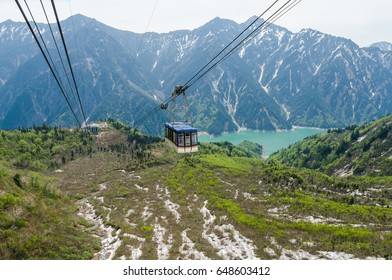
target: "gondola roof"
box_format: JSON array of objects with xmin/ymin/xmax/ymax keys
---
[{"xmin": 165, "ymin": 122, "xmax": 197, "ymax": 133}]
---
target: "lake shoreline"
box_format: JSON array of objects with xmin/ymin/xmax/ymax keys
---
[
  {"xmin": 199, "ymin": 127, "xmax": 327, "ymax": 157},
  {"xmin": 198, "ymin": 126, "xmax": 329, "ymax": 138}
]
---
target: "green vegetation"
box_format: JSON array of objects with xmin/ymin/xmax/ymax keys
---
[
  {"xmin": 1, "ymin": 116, "xmax": 392, "ymax": 260},
  {"xmin": 0, "ymin": 121, "xmax": 161, "ymax": 259},
  {"xmin": 269, "ymin": 114, "xmax": 392, "ymax": 176},
  {"xmin": 0, "ymin": 168, "xmax": 100, "ymax": 259},
  {"xmin": 0, "ymin": 125, "xmax": 99, "ymax": 258},
  {"xmin": 142, "ymin": 153, "xmax": 392, "ymax": 259},
  {"xmin": 192, "ymin": 100, "xmax": 238, "ymax": 136},
  {"xmin": 199, "ymin": 140, "xmax": 263, "ymax": 158},
  {"xmin": 0, "ymin": 124, "xmax": 94, "ymax": 172}
]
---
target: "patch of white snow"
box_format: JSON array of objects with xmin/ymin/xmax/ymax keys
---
[
  {"xmin": 164, "ymin": 199, "xmax": 181, "ymax": 223},
  {"xmin": 135, "ymin": 184, "xmax": 148, "ymax": 192},
  {"xmin": 153, "ymin": 222, "xmax": 173, "ymax": 260},
  {"xmin": 123, "ymin": 233, "xmax": 145, "ymax": 260},
  {"xmin": 200, "ymin": 201, "xmax": 259, "ymax": 260},
  {"xmin": 178, "ymin": 228, "xmax": 210, "ymax": 260},
  {"xmin": 142, "ymin": 206, "xmax": 153, "ymax": 222}
]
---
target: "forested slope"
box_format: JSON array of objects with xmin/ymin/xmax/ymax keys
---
[
  {"xmin": 0, "ymin": 125, "xmax": 99, "ymax": 259},
  {"xmin": 270, "ymin": 114, "xmax": 392, "ymax": 176}
]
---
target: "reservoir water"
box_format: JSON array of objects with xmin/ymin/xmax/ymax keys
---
[{"xmin": 199, "ymin": 127, "xmax": 327, "ymax": 157}]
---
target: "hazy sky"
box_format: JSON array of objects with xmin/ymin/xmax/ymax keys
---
[{"xmin": 1, "ymin": 0, "xmax": 391, "ymax": 47}]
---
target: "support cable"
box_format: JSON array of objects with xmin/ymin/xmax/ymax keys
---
[
  {"xmin": 23, "ymin": 0, "xmax": 69, "ymax": 100},
  {"xmin": 39, "ymin": 0, "xmax": 80, "ymax": 112},
  {"xmin": 187, "ymin": 0, "xmax": 299, "ymax": 89},
  {"xmin": 183, "ymin": 0, "xmax": 280, "ymax": 88},
  {"xmin": 51, "ymin": 0, "xmax": 87, "ymax": 126},
  {"xmin": 135, "ymin": 0, "xmax": 301, "ymax": 127},
  {"xmin": 66, "ymin": 0, "xmax": 91, "ymax": 123},
  {"xmin": 15, "ymin": 0, "xmax": 82, "ymax": 127}
]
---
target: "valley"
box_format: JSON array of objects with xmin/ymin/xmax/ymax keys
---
[{"xmin": 1, "ymin": 7, "xmax": 392, "ymax": 261}]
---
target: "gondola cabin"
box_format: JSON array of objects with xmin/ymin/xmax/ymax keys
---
[{"xmin": 165, "ymin": 122, "xmax": 198, "ymax": 153}]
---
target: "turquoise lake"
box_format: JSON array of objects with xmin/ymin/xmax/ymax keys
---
[{"xmin": 198, "ymin": 127, "xmax": 327, "ymax": 157}]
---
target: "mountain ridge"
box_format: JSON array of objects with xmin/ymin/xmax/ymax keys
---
[
  {"xmin": 0, "ymin": 15, "xmax": 392, "ymax": 134},
  {"xmin": 370, "ymin": 41, "xmax": 392, "ymax": 52}
]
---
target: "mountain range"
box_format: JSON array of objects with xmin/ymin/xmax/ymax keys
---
[{"xmin": 1, "ymin": 14, "xmax": 392, "ymax": 135}]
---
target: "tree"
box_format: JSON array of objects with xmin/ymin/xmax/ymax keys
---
[{"xmin": 13, "ymin": 173, "xmax": 23, "ymax": 188}]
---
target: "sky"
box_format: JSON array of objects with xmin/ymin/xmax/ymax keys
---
[{"xmin": 1, "ymin": 0, "xmax": 391, "ymax": 47}]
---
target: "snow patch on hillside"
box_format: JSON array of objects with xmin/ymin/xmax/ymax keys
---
[
  {"xmin": 164, "ymin": 199, "xmax": 181, "ymax": 223},
  {"xmin": 122, "ymin": 233, "xmax": 145, "ymax": 260},
  {"xmin": 142, "ymin": 206, "xmax": 153, "ymax": 222},
  {"xmin": 153, "ymin": 221, "xmax": 173, "ymax": 260},
  {"xmin": 125, "ymin": 209, "xmax": 137, "ymax": 228},
  {"xmin": 77, "ymin": 199, "xmax": 122, "ymax": 260},
  {"xmin": 179, "ymin": 228, "xmax": 210, "ymax": 260},
  {"xmin": 200, "ymin": 201, "xmax": 259, "ymax": 260},
  {"xmin": 265, "ymin": 237, "xmax": 383, "ymax": 260},
  {"xmin": 135, "ymin": 184, "xmax": 149, "ymax": 192}
]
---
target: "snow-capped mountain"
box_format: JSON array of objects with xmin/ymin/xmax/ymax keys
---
[
  {"xmin": 0, "ymin": 15, "xmax": 391, "ymax": 135},
  {"xmin": 371, "ymin": 41, "xmax": 392, "ymax": 52},
  {"xmin": 0, "ymin": 20, "xmax": 38, "ymax": 86}
]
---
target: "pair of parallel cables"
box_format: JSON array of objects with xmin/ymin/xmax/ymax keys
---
[
  {"xmin": 15, "ymin": 0, "xmax": 86, "ymax": 128},
  {"xmin": 16, "ymin": 0, "xmax": 301, "ymax": 128},
  {"xmin": 134, "ymin": 0, "xmax": 302, "ymax": 127}
]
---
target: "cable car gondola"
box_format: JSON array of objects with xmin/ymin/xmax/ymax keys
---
[
  {"xmin": 134, "ymin": 1, "xmax": 300, "ymax": 151},
  {"xmin": 164, "ymin": 122, "xmax": 198, "ymax": 153},
  {"xmin": 162, "ymin": 85, "xmax": 198, "ymax": 153}
]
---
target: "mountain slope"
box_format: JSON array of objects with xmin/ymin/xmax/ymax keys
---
[
  {"xmin": 289, "ymin": 40, "xmax": 392, "ymax": 127},
  {"xmin": 0, "ymin": 20, "xmax": 40, "ymax": 87},
  {"xmin": 57, "ymin": 127, "xmax": 392, "ymax": 260},
  {"xmin": 269, "ymin": 114, "xmax": 392, "ymax": 176},
  {"xmin": 0, "ymin": 15, "xmax": 392, "ymax": 134},
  {"xmin": 0, "ymin": 16, "xmax": 166, "ymax": 134},
  {"xmin": 371, "ymin": 41, "xmax": 392, "ymax": 52},
  {"xmin": 0, "ymin": 126, "xmax": 100, "ymax": 259},
  {"xmin": 1, "ymin": 121, "xmax": 391, "ymax": 260}
]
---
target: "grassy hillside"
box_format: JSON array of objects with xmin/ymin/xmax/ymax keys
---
[
  {"xmin": 54, "ymin": 123, "xmax": 392, "ymax": 260},
  {"xmin": 55, "ymin": 147, "xmax": 391, "ymax": 260},
  {"xmin": 0, "ymin": 120, "xmax": 167, "ymax": 259},
  {"xmin": 0, "ymin": 170, "xmax": 101, "ymax": 259},
  {"xmin": 269, "ymin": 114, "xmax": 392, "ymax": 176},
  {"xmin": 0, "ymin": 125, "xmax": 101, "ymax": 259},
  {"xmin": 1, "ymin": 120, "xmax": 391, "ymax": 260}
]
